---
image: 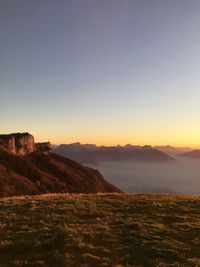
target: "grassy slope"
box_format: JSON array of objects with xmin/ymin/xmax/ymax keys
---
[
  {"xmin": 0, "ymin": 151, "xmax": 120, "ymax": 197},
  {"xmin": 0, "ymin": 194, "xmax": 200, "ymax": 267}
]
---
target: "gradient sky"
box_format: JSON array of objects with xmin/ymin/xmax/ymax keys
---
[{"xmin": 1, "ymin": 0, "xmax": 200, "ymax": 147}]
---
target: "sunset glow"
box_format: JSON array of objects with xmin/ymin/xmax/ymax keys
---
[{"xmin": 1, "ymin": 0, "xmax": 200, "ymax": 147}]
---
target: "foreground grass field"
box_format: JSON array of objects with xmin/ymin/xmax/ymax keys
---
[{"xmin": 1, "ymin": 194, "xmax": 200, "ymax": 267}]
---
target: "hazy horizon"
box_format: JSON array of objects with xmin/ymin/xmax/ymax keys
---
[{"xmin": 53, "ymin": 142, "xmax": 200, "ymax": 195}]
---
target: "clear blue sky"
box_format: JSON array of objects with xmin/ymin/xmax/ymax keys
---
[{"xmin": 1, "ymin": 0, "xmax": 200, "ymax": 146}]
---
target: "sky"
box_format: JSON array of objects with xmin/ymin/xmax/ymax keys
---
[{"xmin": 0, "ymin": 0, "xmax": 200, "ymax": 147}]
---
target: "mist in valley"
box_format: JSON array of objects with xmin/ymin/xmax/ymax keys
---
[{"xmin": 87, "ymin": 157, "xmax": 200, "ymax": 195}]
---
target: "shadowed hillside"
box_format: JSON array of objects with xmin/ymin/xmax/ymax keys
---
[{"xmin": 0, "ymin": 150, "xmax": 120, "ymax": 197}]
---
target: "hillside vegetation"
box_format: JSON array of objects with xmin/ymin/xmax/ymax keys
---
[
  {"xmin": 1, "ymin": 194, "xmax": 200, "ymax": 267},
  {"xmin": 0, "ymin": 150, "xmax": 120, "ymax": 197}
]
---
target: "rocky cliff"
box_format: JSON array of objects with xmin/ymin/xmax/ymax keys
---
[
  {"xmin": 0, "ymin": 133, "xmax": 35, "ymax": 155},
  {"xmin": 0, "ymin": 133, "xmax": 51, "ymax": 155}
]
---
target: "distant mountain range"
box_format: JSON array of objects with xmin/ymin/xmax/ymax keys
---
[
  {"xmin": 180, "ymin": 149, "xmax": 200, "ymax": 159},
  {"xmin": 155, "ymin": 145, "xmax": 192, "ymax": 156},
  {"xmin": 54, "ymin": 143, "xmax": 175, "ymax": 163}
]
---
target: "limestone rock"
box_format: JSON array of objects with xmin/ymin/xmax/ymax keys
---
[{"xmin": 0, "ymin": 133, "xmax": 35, "ymax": 155}]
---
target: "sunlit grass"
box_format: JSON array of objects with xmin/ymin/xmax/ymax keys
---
[{"xmin": 1, "ymin": 193, "xmax": 200, "ymax": 267}]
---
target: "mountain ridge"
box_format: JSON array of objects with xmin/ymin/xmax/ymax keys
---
[
  {"xmin": 54, "ymin": 142, "xmax": 175, "ymax": 163},
  {"xmin": 180, "ymin": 149, "xmax": 200, "ymax": 159}
]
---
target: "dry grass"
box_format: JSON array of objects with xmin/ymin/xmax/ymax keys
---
[{"xmin": 1, "ymin": 193, "xmax": 200, "ymax": 267}]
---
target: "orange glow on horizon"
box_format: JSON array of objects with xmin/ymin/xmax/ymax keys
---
[{"xmin": 34, "ymin": 133, "xmax": 200, "ymax": 149}]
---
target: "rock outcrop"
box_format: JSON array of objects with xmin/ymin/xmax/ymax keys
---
[
  {"xmin": 0, "ymin": 133, "xmax": 50, "ymax": 155},
  {"xmin": 35, "ymin": 142, "xmax": 51, "ymax": 153},
  {"xmin": 0, "ymin": 133, "xmax": 35, "ymax": 155},
  {"xmin": 0, "ymin": 134, "xmax": 15, "ymax": 153}
]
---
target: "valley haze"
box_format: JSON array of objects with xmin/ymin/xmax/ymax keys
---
[{"xmin": 54, "ymin": 143, "xmax": 200, "ymax": 195}]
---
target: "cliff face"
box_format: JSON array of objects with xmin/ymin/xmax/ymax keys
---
[
  {"xmin": 14, "ymin": 133, "xmax": 35, "ymax": 155},
  {"xmin": 0, "ymin": 133, "xmax": 35, "ymax": 155},
  {"xmin": 0, "ymin": 133, "xmax": 51, "ymax": 155},
  {"xmin": 0, "ymin": 134, "xmax": 15, "ymax": 153},
  {"xmin": 35, "ymin": 142, "xmax": 51, "ymax": 153}
]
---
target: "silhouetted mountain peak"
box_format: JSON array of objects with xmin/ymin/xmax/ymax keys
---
[{"xmin": 54, "ymin": 143, "xmax": 175, "ymax": 164}]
